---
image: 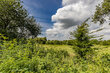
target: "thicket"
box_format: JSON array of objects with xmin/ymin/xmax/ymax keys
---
[
  {"xmin": 0, "ymin": 34, "xmax": 110, "ymax": 73},
  {"xmin": 0, "ymin": 35, "xmax": 69, "ymax": 72}
]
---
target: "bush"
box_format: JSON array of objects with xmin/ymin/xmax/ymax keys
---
[{"xmin": 0, "ymin": 39, "xmax": 70, "ymax": 72}]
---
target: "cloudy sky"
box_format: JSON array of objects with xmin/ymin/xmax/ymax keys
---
[{"xmin": 23, "ymin": 0, "xmax": 110, "ymax": 40}]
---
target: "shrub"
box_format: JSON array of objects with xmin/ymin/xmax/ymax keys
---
[
  {"xmin": 0, "ymin": 39, "xmax": 70, "ymax": 72},
  {"xmin": 71, "ymin": 23, "xmax": 93, "ymax": 58}
]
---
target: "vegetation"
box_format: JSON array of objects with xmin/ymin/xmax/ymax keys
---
[
  {"xmin": 70, "ymin": 23, "xmax": 93, "ymax": 58},
  {"xmin": 0, "ymin": 35, "xmax": 110, "ymax": 73},
  {"xmin": 0, "ymin": 0, "xmax": 41, "ymax": 39},
  {"xmin": 93, "ymin": 0, "xmax": 110, "ymax": 24},
  {"xmin": 0, "ymin": 0, "xmax": 110, "ymax": 73}
]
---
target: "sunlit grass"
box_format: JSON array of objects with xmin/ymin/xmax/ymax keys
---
[
  {"xmin": 38, "ymin": 44, "xmax": 110, "ymax": 59},
  {"xmin": 38, "ymin": 44, "xmax": 75, "ymax": 57}
]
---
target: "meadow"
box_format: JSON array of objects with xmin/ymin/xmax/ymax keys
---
[{"xmin": 0, "ymin": 38, "xmax": 110, "ymax": 73}]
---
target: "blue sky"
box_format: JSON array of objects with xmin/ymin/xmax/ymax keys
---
[{"xmin": 22, "ymin": 0, "xmax": 62, "ymax": 37}]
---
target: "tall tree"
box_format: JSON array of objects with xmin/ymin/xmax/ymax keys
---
[
  {"xmin": 93, "ymin": 0, "xmax": 110, "ymax": 24},
  {"xmin": 0, "ymin": 0, "xmax": 41, "ymax": 39}
]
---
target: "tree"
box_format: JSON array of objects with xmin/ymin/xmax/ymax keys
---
[
  {"xmin": 0, "ymin": 0, "xmax": 41, "ymax": 39},
  {"xmin": 71, "ymin": 22, "xmax": 93, "ymax": 58},
  {"xmin": 93, "ymin": 0, "xmax": 110, "ymax": 24}
]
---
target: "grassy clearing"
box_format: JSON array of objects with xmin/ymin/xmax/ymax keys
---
[
  {"xmin": 39, "ymin": 44, "xmax": 110, "ymax": 59},
  {"xmin": 40, "ymin": 44, "xmax": 110, "ymax": 72},
  {"xmin": 92, "ymin": 45, "xmax": 110, "ymax": 54},
  {"xmin": 39, "ymin": 44, "xmax": 110, "ymax": 56},
  {"xmin": 38, "ymin": 44, "xmax": 75, "ymax": 57}
]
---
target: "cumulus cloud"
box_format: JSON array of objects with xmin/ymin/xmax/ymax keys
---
[
  {"xmin": 52, "ymin": 2, "xmax": 90, "ymax": 29},
  {"xmin": 46, "ymin": 0, "xmax": 104, "ymax": 40}
]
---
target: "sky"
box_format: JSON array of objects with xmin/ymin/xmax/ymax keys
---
[
  {"xmin": 22, "ymin": 0, "xmax": 62, "ymax": 37},
  {"xmin": 23, "ymin": 0, "xmax": 110, "ymax": 40}
]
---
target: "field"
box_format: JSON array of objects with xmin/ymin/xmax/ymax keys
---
[
  {"xmin": 39, "ymin": 44, "xmax": 110, "ymax": 73},
  {"xmin": 39, "ymin": 44, "xmax": 75, "ymax": 57},
  {"xmin": 0, "ymin": 39, "xmax": 110, "ymax": 73},
  {"xmin": 41, "ymin": 44, "xmax": 110, "ymax": 56}
]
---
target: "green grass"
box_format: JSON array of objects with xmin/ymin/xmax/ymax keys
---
[
  {"xmin": 94, "ymin": 45, "xmax": 110, "ymax": 54},
  {"xmin": 38, "ymin": 44, "xmax": 75, "ymax": 57},
  {"xmin": 39, "ymin": 44, "xmax": 110, "ymax": 56},
  {"xmin": 39, "ymin": 44, "xmax": 110, "ymax": 59}
]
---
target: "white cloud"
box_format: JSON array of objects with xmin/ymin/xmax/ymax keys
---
[
  {"xmin": 46, "ymin": 26, "xmax": 75, "ymax": 40},
  {"xmin": 62, "ymin": 0, "xmax": 97, "ymax": 6},
  {"xmin": 52, "ymin": 1, "xmax": 90, "ymax": 29},
  {"xmin": 46, "ymin": 0, "xmax": 107, "ymax": 40}
]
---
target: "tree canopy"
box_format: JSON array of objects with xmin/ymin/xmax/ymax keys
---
[
  {"xmin": 93, "ymin": 0, "xmax": 110, "ymax": 24},
  {"xmin": 0, "ymin": 0, "xmax": 41, "ymax": 39}
]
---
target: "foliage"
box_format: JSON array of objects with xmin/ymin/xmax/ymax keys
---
[
  {"xmin": 0, "ymin": 37, "xmax": 110, "ymax": 73},
  {"xmin": 34, "ymin": 37, "xmax": 47, "ymax": 44},
  {"xmin": 71, "ymin": 23, "xmax": 93, "ymax": 58},
  {"xmin": 45, "ymin": 40, "xmax": 75, "ymax": 45},
  {"xmin": 0, "ymin": 0, "xmax": 41, "ymax": 39},
  {"xmin": 93, "ymin": 0, "xmax": 110, "ymax": 24},
  {"xmin": 29, "ymin": 37, "xmax": 76, "ymax": 45},
  {"xmin": 0, "ymin": 39, "xmax": 70, "ymax": 73},
  {"xmin": 91, "ymin": 39, "xmax": 110, "ymax": 46},
  {"xmin": 99, "ymin": 40, "xmax": 110, "ymax": 45}
]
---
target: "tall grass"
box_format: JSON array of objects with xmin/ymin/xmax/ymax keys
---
[{"xmin": 0, "ymin": 38, "xmax": 110, "ymax": 73}]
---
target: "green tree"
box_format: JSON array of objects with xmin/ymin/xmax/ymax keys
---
[
  {"xmin": 0, "ymin": 0, "xmax": 41, "ymax": 39},
  {"xmin": 71, "ymin": 22, "xmax": 93, "ymax": 58},
  {"xmin": 93, "ymin": 0, "xmax": 110, "ymax": 24}
]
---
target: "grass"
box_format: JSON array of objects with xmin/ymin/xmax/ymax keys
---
[
  {"xmin": 92, "ymin": 45, "xmax": 110, "ymax": 55},
  {"xmin": 38, "ymin": 44, "xmax": 110, "ymax": 59},
  {"xmin": 38, "ymin": 44, "xmax": 75, "ymax": 57}
]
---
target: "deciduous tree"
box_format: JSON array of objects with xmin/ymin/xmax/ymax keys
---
[{"xmin": 0, "ymin": 0, "xmax": 41, "ymax": 39}]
